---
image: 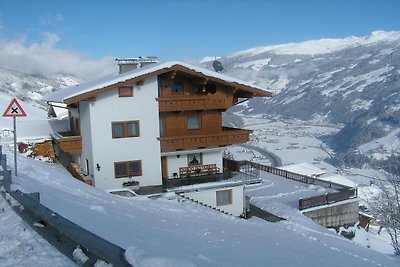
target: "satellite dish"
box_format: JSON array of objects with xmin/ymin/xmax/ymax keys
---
[{"xmin": 212, "ymin": 60, "xmax": 224, "ymax": 72}]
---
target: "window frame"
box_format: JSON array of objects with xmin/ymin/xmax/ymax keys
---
[
  {"xmin": 118, "ymin": 86, "xmax": 133, "ymax": 97},
  {"xmin": 114, "ymin": 160, "xmax": 142, "ymax": 178},
  {"xmin": 216, "ymin": 189, "xmax": 232, "ymax": 206},
  {"xmin": 171, "ymin": 81, "xmax": 184, "ymax": 95},
  {"xmin": 186, "ymin": 115, "xmax": 201, "ymax": 130},
  {"xmin": 112, "ymin": 120, "xmax": 140, "ymax": 138},
  {"xmin": 187, "ymin": 153, "xmax": 202, "ymax": 166}
]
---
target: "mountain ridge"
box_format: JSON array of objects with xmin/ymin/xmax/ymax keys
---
[
  {"xmin": 1, "ymin": 30, "xmax": 399, "ymax": 173},
  {"xmin": 202, "ymin": 30, "xmax": 400, "ymax": 173}
]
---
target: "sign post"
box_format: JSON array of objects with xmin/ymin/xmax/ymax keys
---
[{"xmin": 3, "ymin": 98, "xmax": 27, "ymax": 176}]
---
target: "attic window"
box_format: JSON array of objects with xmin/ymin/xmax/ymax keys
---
[{"xmin": 119, "ymin": 86, "xmax": 133, "ymax": 97}]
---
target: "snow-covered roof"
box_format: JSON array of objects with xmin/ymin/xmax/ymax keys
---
[
  {"xmin": 47, "ymin": 102, "xmax": 68, "ymax": 119},
  {"xmin": 278, "ymin": 162, "xmax": 326, "ymax": 177},
  {"xmin": 318, "ymin": 174, "xmax": 357, "ymax": 188},
  {"xmin": 44, "ymin": 61, "xmax": 271, "ymax": 104}
]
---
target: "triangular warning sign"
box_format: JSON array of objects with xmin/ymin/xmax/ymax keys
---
[{"xmin": 3, "ymin": 98, "xmax": 27, "ymax": 117}]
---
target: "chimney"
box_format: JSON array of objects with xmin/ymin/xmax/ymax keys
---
[{"xmin": 116, "ymin": 56, "xmax": 159, "ymax": 74}]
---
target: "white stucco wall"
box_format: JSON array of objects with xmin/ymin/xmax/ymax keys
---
[
  {"xmin": 166, "ymin": 150, "xmax": 224, "ymax": 178},
  {"xmin": 182, "ymin": 184, "xmax": 245, "ymax": 216},
  {"xmin": 80, "ymin": 101, "xmax": 94, "ymax": 176},
  {"xmin": 80, "ymin": 76, "xmax": 162, "ymax": 189}
]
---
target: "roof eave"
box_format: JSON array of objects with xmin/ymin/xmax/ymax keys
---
[{"xmin": 63, "ymin": 63, "xmax": 272, "ymax": 104}]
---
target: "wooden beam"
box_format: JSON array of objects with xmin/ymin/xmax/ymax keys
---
[
  {"xmin": 64, "ymin": 64, "xmax": 271, "ymax": 105},
  {"xmin": 169, "ymin": 70, "xmax": 177, "ymax": 80}
]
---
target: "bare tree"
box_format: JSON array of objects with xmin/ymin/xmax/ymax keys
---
[{"xmin": 370, "ymin": 173, "xmax": 400, "ymax": 255}]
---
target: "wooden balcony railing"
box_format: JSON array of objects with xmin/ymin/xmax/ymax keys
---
[
  {"xmin": 179, "ymin": 164, "xmax": 220, "ymax": 178},
  {"xmin": 51, "ymin": 132, "xmax": 82, "ymax": 154},
  {"xmin": 159, "ymin": 128, "xmax": 252, "ymax": 152},
  {"xmin": 157, "ymin": 96, "xmax": 231, "ymax": 112}
]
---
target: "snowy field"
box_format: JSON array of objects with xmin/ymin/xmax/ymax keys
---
[
  {"xmin": 246, "ymin": 172, "xmax": 336, "ymax": 218},
  {"xmin": 227, "ymin": 114, "xmax": 395, "ymax": 257},
  {"xmin": 0, "ymin": 143, "xmax": 399, "ymax": 266},
  {"xmin": 0, "ymin": 102, "xmax": 398, "ymax": 266}
]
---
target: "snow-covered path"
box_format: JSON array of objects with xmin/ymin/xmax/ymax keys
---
[
  {"xmin": 0, "ymin": 191, "xmax": 76, "ymax": 266},
  {"xmin": 1, "ymin": 144, "xmax": 399, "ymax": 267}
]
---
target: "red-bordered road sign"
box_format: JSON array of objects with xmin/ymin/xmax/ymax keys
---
[{"xmin": 3, "ymin": 98, "xmax": 27, "ymax": 117}]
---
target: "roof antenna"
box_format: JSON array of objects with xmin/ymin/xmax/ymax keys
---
[{"xmin": 212, "ymin": 60, "xmax": 224, "ymax": 73}]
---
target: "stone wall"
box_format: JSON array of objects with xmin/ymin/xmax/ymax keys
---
[{"xmin": 302, "ymin": 200, "xmax": 359, "ymax": 228}]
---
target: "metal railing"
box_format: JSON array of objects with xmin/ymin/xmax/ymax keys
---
[
  {"xmin": 224, "ymin": 159, "xmax": 351, "ymax": 190},
  {"xmin": 0, "ymin": 145, "xmax": 132, "ymax": 266},
  {"xmin": 224, "ymin": 159, "xmax": 358, "ymax": 211}
]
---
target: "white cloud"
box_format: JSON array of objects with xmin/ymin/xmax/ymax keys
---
[
  {"xmin": 0, "ymin": 32, "xmax": 116, "ymax": 80},
  {"xmin": 38, "ymin": 14, "xmax": 65, "ymax": 25}
]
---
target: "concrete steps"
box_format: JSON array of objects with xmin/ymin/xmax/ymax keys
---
[{"xmin": 179, "ymin": 194, "xmax": 232, "ymax": 216}]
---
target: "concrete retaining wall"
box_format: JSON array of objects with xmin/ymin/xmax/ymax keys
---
[{"xmin": 302, "ymin": 200, "xmax": 359, "ymax": 228}]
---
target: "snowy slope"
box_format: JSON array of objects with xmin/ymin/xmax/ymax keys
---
[
  {"xmin": 0, "ymin": 193, "xmax": 75, "ymax": 266},
  {"xmin": 0, "ymin": 69, "xmax": 80, "ymax": 104},
  {"xmin": 203, "ymin": 30, "xmax": 400, "ymax": 171},
  {"xmin": 0, "ymin": 92, "xmax": 68, "ymax": 141},
  {"xmin": 230, "ymin": 31, "xmax": 400, "ymax": 57},
  {"xmin": 2, "ymin": 145, "xmax": 398, "ymax": 267}
]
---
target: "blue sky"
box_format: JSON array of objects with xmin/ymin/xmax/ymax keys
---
[{"xmin": 0, "ymin": 0, "xmax": 399, "ymax": 77}]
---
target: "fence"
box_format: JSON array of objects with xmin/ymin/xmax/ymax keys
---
[
  {"xmin": 224, "ymin": 159, "xmax": 350, "ymax": 190},
  {"xmin": 299, "ymin": 188, "xmax": 357, "ymax": 210},
  {"xmin": 0, "ymin": 145, "xmax": 132, "ymax": 267},
  {"xmin": 224, "ymin": 158, "xmax": 358, "ymax": 211},
  {"xmin": 249, "ymin": 203, "xmax": 285, "ymax": 222}
]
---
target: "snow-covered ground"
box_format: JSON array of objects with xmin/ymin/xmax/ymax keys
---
[
  {"xmin": 0, "ymin": 105, "xmax": 398, "ymax": 266},
  {"xmin": 227, "ymin": 114, "xmax": 396, "ymax": 257},
  {"xmin": 0, "ymin": 93, "xmax": 68, "ymax": 141},
  {"xmin": 246, "ymin": 171, "xmax": 335, "ymax": 218},
  {"xmin": 359, "ymin": 127, "xmax": 400, "ymax": 160},
  {"xmin": 0, "ymin": 188, "xmax": 76, "ymax": 266},
  {"xmin": 1, "ymin": 138, "xmax": 399, "ymax": 266}
]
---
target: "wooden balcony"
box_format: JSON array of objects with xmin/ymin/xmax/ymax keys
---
[
  {"xmin": 51, "ymin": 132, "xmax": 82, "ymax": 154},
  {"xmin": 159, "ymin": 127, "xmax": 252, "ymax": 152},
  {"xmin": 179, "ymin": 164, "xmax": 220, "ymax": 178},
  {"xmin": 157, "ymin": 96, "xmax": 231, "ymax": 112}
]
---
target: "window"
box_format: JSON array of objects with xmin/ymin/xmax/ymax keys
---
[
  {"xmin": 114, "ymin": 160, "xmax": 142, "ymax": 178},
  {"xmin": 118, "ymin": 87, "xmax": 133, "ymax": 97},
  {"xmin": 187, "ymin": 153, "xmax": 202, "ymax": 166},
  {"xmin": 112, "ymin": 121, "xmax": 139, "ymax": 138},
  {"xmin": 216, "ymin": 189, "xmax": 232, "ymax": 206},
  {"xmin": 171, "ymin": 82, "xmax": 183, "ymax": 94},
  {"xmin": 187, "ymin": 115, "xmax": 200, "ymax": 130}
]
